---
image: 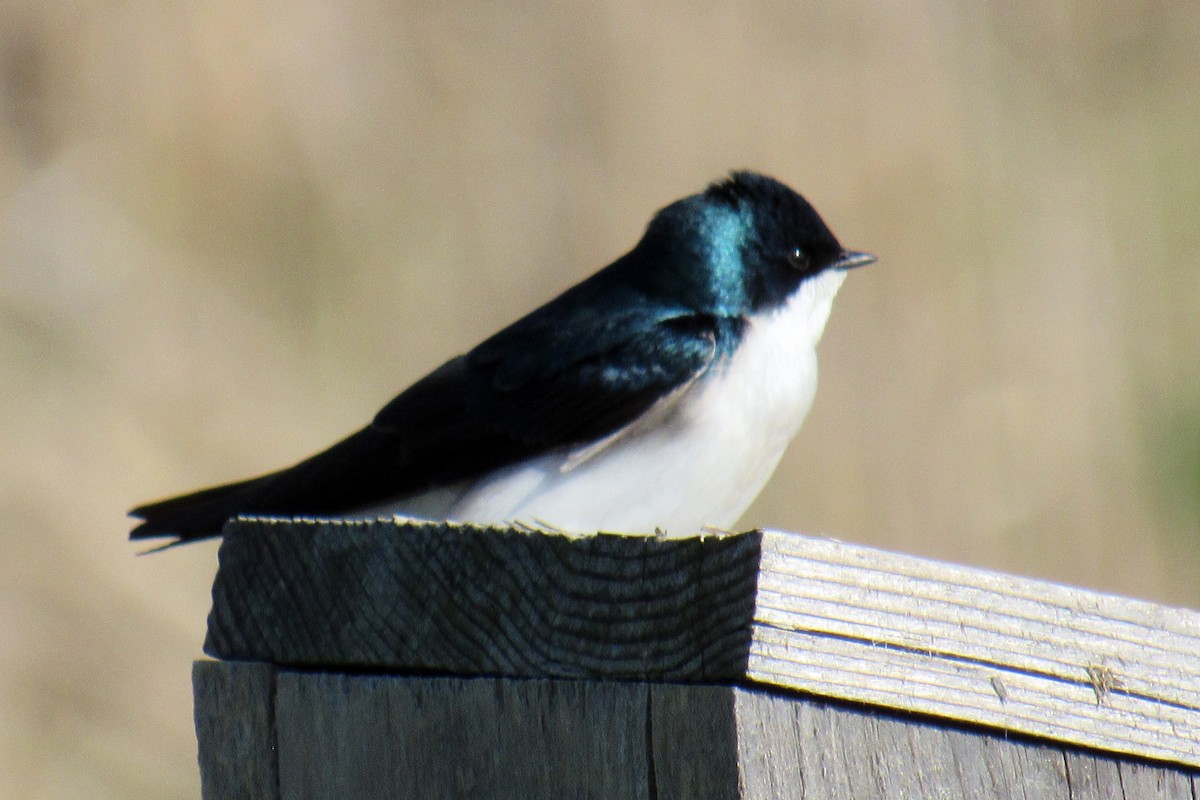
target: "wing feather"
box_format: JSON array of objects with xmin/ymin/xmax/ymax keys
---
[{"xmin": 130, "ymin": 309, "xmax": 726, "ymax": 543}]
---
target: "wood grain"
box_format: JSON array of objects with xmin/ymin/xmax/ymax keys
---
[
  {"xmin": 206, "ymin": 517, "xmax": 760, "ymax": 679},
  {"xmin": 194, "ymin": 664, "xmax": 1200, "ymax": 799},
  {"xmin": 203, "ymin": 519, "xmax": 1200, "ymax": 768},
  {"xmin": 275, "ymin": 673, "xmax": 652, "ymax": 800},
  {"xmin": 271, "ymin": 674, "xmax": 744, "ymax": 800},
  {"xmin": 192, "ymin": 660, "xmax": 279, "ymax": 800},
  {"xmin": 748, "ymin": 530, "xmax": 1200, "ymax": 766},
  {"xmin": 733, "ymin": 688, "xmax": 1075, "ymax": 799}
]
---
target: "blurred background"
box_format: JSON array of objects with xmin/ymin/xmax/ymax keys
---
[{"xmin": 2, "ymin": 1, "xmax": 1198, "ymax": 796}]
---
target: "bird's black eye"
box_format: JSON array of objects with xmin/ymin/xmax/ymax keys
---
[{"xmin": 787, "ymin": 247, "xmax": 810, "ymax": 270}]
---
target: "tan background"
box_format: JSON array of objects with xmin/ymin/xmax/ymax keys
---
[{"xmin": 2, "ymin": 2, "xmax": 1198, "ymax": 797}]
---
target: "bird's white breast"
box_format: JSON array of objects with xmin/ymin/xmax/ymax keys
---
[{"xmin": 390, "ymin": 269, "xmax": 848, "ymax": 536}]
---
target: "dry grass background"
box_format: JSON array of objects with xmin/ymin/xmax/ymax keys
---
[{"xmin": 1, "ymin": 2, "xmax": 1198, "ymax": 797}]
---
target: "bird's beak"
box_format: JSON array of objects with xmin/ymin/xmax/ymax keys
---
[{"xmin": 833, "ymin": 250, "xmax": 876, "ymax": 270}]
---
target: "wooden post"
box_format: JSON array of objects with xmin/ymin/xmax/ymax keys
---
[{"xmin": 193, "ymin": 519, "xmax": 1200, "ymax": 799}]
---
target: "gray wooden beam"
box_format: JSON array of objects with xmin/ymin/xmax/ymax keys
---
[
  {"xmin": 192, "ymin": 660, "xmax": 278, "ymax": 800},
  {"xmin": 204, "ymin": 519, "xmax": 1200, "ymax": 768},
  {"xmin": 206, "ymin": 518, "xmax": 758, "ymax": 680},
  {"xmin": 193, "ymin": 663, "xmax": 1200, "ymax": 800}
]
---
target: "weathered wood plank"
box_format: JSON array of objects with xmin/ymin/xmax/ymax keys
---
[
  {"xmin": 192, "ymin": 661, "xmax": 279, "ymax": 800},
  {"xmin": 1114, "ymin": 760, "xmax": 1199, "ymax": 799},
  {"xmin": 204, "ymin": 519, "xmax": 1200, "ymax": 768},
  {"xmin": 207, "ymin": 518, "xmax": 759, "ymax": 680},
  {"xmin": 648, "ymin": 684, "xmax": 740, "ymax": 799},
  {"xmin": 1062, "ymin": 751, "xmax": 1125, "ymax": 800},
  {"xmin": 732, "ymin": 690, "xmax": 1074, "ymax": 799},
  {"xmin": 194, "ymin": 663, "xmax": 1200, "ymax": 799},
  {"xmin": 271, "ymin": 674, "xmax": 751, "ymax": 800},
  {"xmin": 748, "ymin": 530, "xmax": 1200, "ymax": 766},
  {"xmin": 274, "ymin": 673, "xmax": 656, "ymax": 799},
  {"xmin": 755, "ymin": 531, "xmax": 1200, "ymax": 705}
]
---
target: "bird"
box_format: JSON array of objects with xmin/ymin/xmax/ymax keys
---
[{"xmin": 130, "ymin": 171, "xmax": 873, "ymax": 546}]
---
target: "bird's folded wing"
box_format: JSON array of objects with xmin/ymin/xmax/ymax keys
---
[
  {"xmin": 373, "ymin": 309, "xmax": 723, "ymax": 479},
  {"xmin": 129, "ymin": 310, "xmax": 725, "ymax": 543}
]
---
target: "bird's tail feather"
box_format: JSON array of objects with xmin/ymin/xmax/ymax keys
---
[{"xmin": 128, "ymin": 474, "xmax": 278, "ymax": 546}]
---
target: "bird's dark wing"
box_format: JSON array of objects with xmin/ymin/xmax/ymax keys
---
[
  {"xmin": 129, "ymin": 308, "xmax": 725, "ymax": 545},
  {"xmin": 389, "ymin": 307, "xmax": 722, "ymax": 446}
]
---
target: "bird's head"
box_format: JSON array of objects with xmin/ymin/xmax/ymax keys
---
[{"xmin": 637, "ymin": 171, "xmax": 874, "ymax": 315}]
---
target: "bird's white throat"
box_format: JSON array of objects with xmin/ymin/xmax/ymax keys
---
[{"xmin": 388, "ymin": 268, "xmax": 848, "ymax": 536}]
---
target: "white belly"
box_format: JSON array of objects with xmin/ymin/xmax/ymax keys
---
[{"xmin": 389, "ymin": 270, "xmax": 846, "ymax": 536}]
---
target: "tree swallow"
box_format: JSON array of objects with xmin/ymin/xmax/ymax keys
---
[{"xmin": 130, "ymin": 171, "xmax": 873, "ymax": 545}]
